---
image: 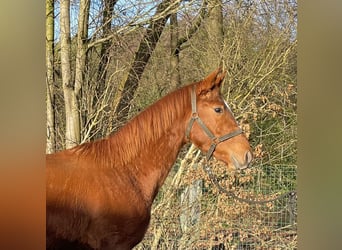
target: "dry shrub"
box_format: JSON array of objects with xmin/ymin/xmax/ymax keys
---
[{"xmin": 135, "ymin": 153, "xmax": 296, "ymax": 249}]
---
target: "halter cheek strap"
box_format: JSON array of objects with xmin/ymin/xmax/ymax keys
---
[{"xmin": 185, "ymin": 86, "xmax": 243, "ymax": 161}]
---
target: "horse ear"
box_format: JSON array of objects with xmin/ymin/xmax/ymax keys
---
[{"xmin": 197, "ymin": 67, "xmax": 226, "ymax": 96}]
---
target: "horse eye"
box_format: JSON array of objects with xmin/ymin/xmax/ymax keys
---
[{"xmin": 214, "ymin": 107, "xmax": 223, "ymax": 113}]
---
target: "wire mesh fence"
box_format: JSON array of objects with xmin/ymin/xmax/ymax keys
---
[{"xmin": 134, "ymin": 145, "xmax": 297, "ymax": 250}]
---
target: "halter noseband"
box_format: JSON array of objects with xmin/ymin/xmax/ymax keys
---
[{"xmin": 185, "ymin": 86, "xmax": 243, "ymax": 161}]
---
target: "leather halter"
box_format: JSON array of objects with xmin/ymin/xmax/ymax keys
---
[{"xmin": 185, "ymin": 86, "xmax": 243, "ymax": 161}]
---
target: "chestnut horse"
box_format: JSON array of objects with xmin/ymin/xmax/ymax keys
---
[{"xmin": 46, "ymin": 68, "xmax": 252, "ymax": 250}]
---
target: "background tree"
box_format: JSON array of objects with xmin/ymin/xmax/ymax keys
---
[
  {"xmin": 205, "ymin": 0, "xmax": 224, "ymax": 68},
  {"xmin": 96, "ymin": 0, "xmax": 117, "ymax": 87},
  {"xmin": 46, "ymin": 0, "xmax": 55, "ymax": 153},
  {"xmin": 170, "ymin": 0, "xmax": 207, "ymax": 88},
  {"xmin": 60, "ymin": 0, "xmax": 81, "ymax": 149},
  {"xmin": 112, "ymin": 0, "xmax": 174, "ymax": 123},
  {"xmin": 170, "ymin": 12, "xmax": 181, "ymax": 88}
]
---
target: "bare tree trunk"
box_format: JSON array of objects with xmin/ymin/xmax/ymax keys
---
[
  {"xmin": 113, "ymin": 0, "xmax": 172, "ymax": 123},
  {"xmin": 170, "ymin": 13, "xmax": 181, "ymax": 89},
  {"xmin": 60, "ymin": 0, "xmax": 80, "ymax": 148},
  {"xmin": 207, "ymin": 0, "xmax": 223, "ymax": 46},
  {"xmin": 170, "ymin": 0, "xmax": 207, "ymax": 88},
  {"xmin": 180, "ymin": 171, "xmax": 202, "ymax": 232},
  {"xmin": 46, "ymin": 0, "xmax": 55, "ymax": 153},
  {"xmin": 205, "ymin": 0, "xmax": 224, "ymax": 68},
  {"xmin": 75, "ymin": 0, "xmax": 90, "ymax": 139},
  {"xmin": 92, "ymin": 0, "xmax": 117, "ymax": 139},
  {"xmin": 75, "ymin": 0, "xmax": 90, "ymax": 96},
  {"xmin": 96, "ymin": 0, "xmax": 117, "ymax": 86}
]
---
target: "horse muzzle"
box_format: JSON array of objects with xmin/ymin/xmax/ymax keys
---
[{"xmin": 231, "ymin": 150, "xmax": 253, "ymax": 170}]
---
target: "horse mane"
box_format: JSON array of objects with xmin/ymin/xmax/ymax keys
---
[{"xmin": 75, "ymin": 83, "xmax": 194, "ymax": 168}]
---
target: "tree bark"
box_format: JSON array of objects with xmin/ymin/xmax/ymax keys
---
[
  {"xmin": 46, "ymin": 0, "xmax": 55, "ymax": 153},
  {"xmin": 75, "ymin": 0, "xmax": 90, "ymax": 96},
  {"xmin": 75, "ymin": 0, "xmax": 90, "ymax": 140},
  {"xmin": 96, "ymin": 0, "xmax": 117, "ymax": 86},
  {"xmin": 170, "ymin": 0, "xmax": 207, "ymax": 88},
  {"xmin": 60, "ymin": 0, "xmax": 80, "ymax": 148},
  {"xmin": 113, "ymin": 0, "xmax": 173, "ymax": 123},
  {"xmin": 205, "ymin": 0, "xmax": 224, "ymax": 68},
  {"xmin": 170, "ymin": 13, "xmax": 181, "ymax": 89},
  {"xmin": 207, "ymin": 0, "xmax": 223, "ymax": 46}
]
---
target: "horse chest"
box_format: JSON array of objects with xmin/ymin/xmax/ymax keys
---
[
  {"xmin": 86, "ymin": 182, "xmax": 151, "ymax": 239},
  {"xmin": 86, "ymin": 202, "xmax": 151, "ymax": 249}
]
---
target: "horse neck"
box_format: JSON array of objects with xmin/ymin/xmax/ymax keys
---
[
  {"xmin": 108, "ymin": 86, "xmax": 191, "ymax": 204},
  {"xmin": 133, "ymin": 122, "xmax": 186, "ymax": 203}
]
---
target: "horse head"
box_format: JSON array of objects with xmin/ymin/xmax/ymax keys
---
[{"xmin": 186, "ymin": 67, "xmax": 253, "ymax": 170}]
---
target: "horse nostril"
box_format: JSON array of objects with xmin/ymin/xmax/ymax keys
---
[{"xmin": 245, "ymin": 151, "xmax": 253, "ymax": 165}]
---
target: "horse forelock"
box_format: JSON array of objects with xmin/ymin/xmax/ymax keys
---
[{"xmin": 75, "ymin": 85, "xmax": 192, "ymax": 168}]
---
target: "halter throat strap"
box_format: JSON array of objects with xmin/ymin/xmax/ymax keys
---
[{"xmin": 185, "ymin": 86, "xmax": 243, "ymax": 161}]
